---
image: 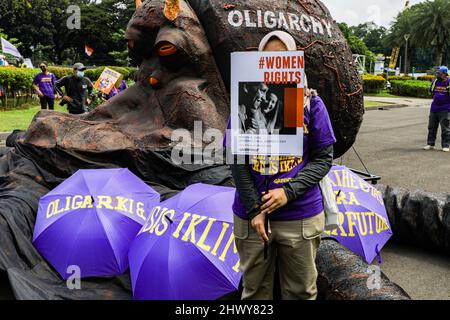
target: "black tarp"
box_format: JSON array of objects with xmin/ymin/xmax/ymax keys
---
[
  {"xmin": 0, "ymin": 140, "xmax": 410, "ymax": 300},
  {"xmin": 0, "ymin": 138, "xmax": 234, "ymax": 300},
  {"xmin": 377, "ymin": 185, "xmax": 450, "ymax": 255}
]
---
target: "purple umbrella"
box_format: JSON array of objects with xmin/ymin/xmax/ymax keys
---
[
  {"xmin": 324, "ymin": 165, "xmax": 393, "ymax": 263},
  {"xmin": 33, "ymin": 168, "xmax": 160, "ymax": 280},
  {"xmin": 129, "ymin": 183, "xmax": 241, "ymax": 300}
]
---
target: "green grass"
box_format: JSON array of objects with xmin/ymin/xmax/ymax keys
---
[
  {"xmin": 364, "ymin": 90, "xmax": 399, "ymax": 98},
  {"xmin": 364, "ymin": 100, "xmax": 395, "ymax": 108},
  {"xmin": 0, "ymin": 101, "xmax": 68, "ymax": 132}
]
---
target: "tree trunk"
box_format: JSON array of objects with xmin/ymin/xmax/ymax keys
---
[{"xmin": 435, "ymin": 44, "xmax": 444, "ymax": 67}]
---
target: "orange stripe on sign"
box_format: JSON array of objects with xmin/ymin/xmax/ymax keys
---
[{"xmin": 284, "ymin": 88, "xmax": 304, "ymax": 128}]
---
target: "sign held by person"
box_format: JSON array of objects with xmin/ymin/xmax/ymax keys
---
[
  {"xmin": 94, "ymin": 67, "xmax": 123, "ymax": 95},
  {"xmin": 230, "ymin": 51, "xmax": 305, "ymax": 156}
]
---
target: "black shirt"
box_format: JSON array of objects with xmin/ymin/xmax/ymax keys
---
[{"xmin": 55, "ymin": 76, "xmax": 93, "ymax": 114}]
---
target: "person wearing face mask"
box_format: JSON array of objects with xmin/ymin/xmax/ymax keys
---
[
  {"xmin": 55, "ymin": 62, "xmax": 94, "ymax": 114},
  {"xmin": 32, "ymin": 62, "xmax": 57, "ymax": 110},
  {"xmin": 424, "ymin": 66, "xmax": 450, "ymax": 152}
]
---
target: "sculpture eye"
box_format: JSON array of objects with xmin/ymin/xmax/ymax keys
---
[{"xmin": 157, "ymin": 42, "xmax": 177, "ymax": 56}]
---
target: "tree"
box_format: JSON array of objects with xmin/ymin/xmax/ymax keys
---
[
  {"xmin": 410, "ymin": 0, "xmax": 450, "ymax": 66},
  {"xmin": 351, "ymin": 22, "xmax": 389, "ymax": 56},
  {"xmin": 0, "ymin": 0, "xmax": 135, "ymax": 66},
  {"xmin": 338, "ymin": 22, "xmax": 376, "ymax": 72},
  {"xmin": 386, "ymin": 0, "xmax": 450, "ymax": 67}
]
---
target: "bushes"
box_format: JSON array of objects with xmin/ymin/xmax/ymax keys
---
[
  {"xmin": 0, "ymin": 65, "xmax": 136, "ymax": 91},
  {"xmin": 47, "ymin": 66, "xmax": 73, "ymax": 79},
  {"xmin": 85, "ymin": 66, "xmax": 136, "ymax": 82},
  {"xmin": 0, "ymin": 65, "xmax": 137, "ymax": 109},
  {"xmin": 390, "ymin": 80, "xmax": 432, "ymax": 98},
  {"xmin": 387, "ymin": 75, "xmax": 415, "ymax": 81},
  {"xmin": 46, "ymin": 66, "xmax": 137, "ymax": 82},
  {"xmin": 363, "ymin": 74, "xmax": 386, "ymax": 93},
  {"xmin": 416, "ymin": 75, "xmax": 435, "ymax": 82},
  {"xmin": 0, "ymin": 67, "xmax": 39, "ymax": 91}
]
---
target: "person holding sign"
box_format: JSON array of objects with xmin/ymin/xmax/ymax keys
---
[{"xmin": 231, "ymin": 31, "xmax": 336, "ymax": 300}]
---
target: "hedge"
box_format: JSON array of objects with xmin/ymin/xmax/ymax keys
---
[
  {"xmin": 363, "ymin": 74, "xmax": 386, "ymax": 93},
  {"xmin": 0, "ymin": 67, "xmax": 40, "ymax": 91},
  {"xmin": 0, "ymin": 65, "xmax": 137, "ymax": 109},
  {"xmin": 416, "ymin": 75, "xmax": 435, "ymax": 82},
  {"xmin": 0, "ymin": 65, "xmax": 136, "ymax": 91},
  {"xmin": 387, "ymin": 75, "xmax": 414, "ymax": 81},
  {"xmin": 390, "ymin": 80, "xmax": 432, "ymax": 98}
]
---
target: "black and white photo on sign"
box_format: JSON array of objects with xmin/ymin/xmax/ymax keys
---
[{"xmin": 238, "ymin": 82, "xmax": 297, "ymax": 135}]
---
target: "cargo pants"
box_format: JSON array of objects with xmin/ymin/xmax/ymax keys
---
[
  {"xmin": 427, "ymin": 111, "xmax": 450, "ymax": 148},
  {"xmin": 233, "ymin": 212, "xmax": 325, "ymax": 300}
]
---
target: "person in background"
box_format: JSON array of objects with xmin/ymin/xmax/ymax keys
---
[
  {"xmin": 0, "ymin": 55, "xmax": 7, "ymax": 66},
  {"xmin": 231, "ymin": 30, "xmax": 335, "ymax": 300},
  {"xmin": 32, "ymin": 62, "xmax": 57, "ymax": 110},
  {"xmin": 106, "ymin": 79, "xmax": 128, "ymax": 100},
  {"xmin": 17, "ymin": 58, "xmax": 26, "ymax": 68},
  {"xmin": 55, "ymin": 62, "xmax": 94, "ymax": 115},
  {"xmin": 423, "ymin": 66, "xmax": 450, "ymax": 152}
]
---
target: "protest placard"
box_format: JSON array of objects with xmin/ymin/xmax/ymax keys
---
[
  {"xmin": 94, "ymin": 67, "xmax": 123, "ymax": 95},
  {"xmin": 230, "ymin": 51, "xmax": 305, "ymax": 156}
]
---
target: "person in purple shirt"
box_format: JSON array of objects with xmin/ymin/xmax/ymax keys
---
[
  {"xmin": 230, "ymin": 31, "xmax": 336, "ymax": 300},
  {"xmin": 424, "ymin": 66, "xmax": 450, "ymax": 152},
  {"xmin": 106, "ymin": 80, "xmax": 128, "ymax": 100},
  {"xmin": 32, "ymin": 62, "xmax": 57, "ymax": 110}
]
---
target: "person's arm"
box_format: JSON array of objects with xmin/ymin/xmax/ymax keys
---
[
  {"xmin": 260, "ymin": 95, "xmax": 336, "ymax": 215},
  {"xmin": 231, "ymin": 160, "xmax": 270, "ymax": 243},
  {"xmin": 32, "ymin": 75, "xmax": 43, "ymax": 97},
  {"xmin": 87, "ymin": 78, "xmax": 94, "ymax": 95},
  {"xmin": 282, "ymin": 145, "xmax": 333, "ymax": 203},
  {"xmin": 54, "ymin": 76, "xmax": 67, "ymax": 97},
  {"xmin": 230, "ymin": 161, "xmax": 262, "ymax": 221}
]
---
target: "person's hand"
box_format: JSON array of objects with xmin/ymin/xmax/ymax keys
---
[
  {"xmin": 260, "ymin": 188, "xmax": 288, "ymax": 215},
  {"xmin": 251, "ymin": 213, "xmax": 271, "ymax": 243},
  {"xmin": 251, "ymin": 117, "xmax": 260, "ymax": 129},
  {"xmin": 37, "ymin": 91, "xmax": 44, "ymax": 98},
  {"xmin": 86, "ymin": 98, "xmax": 91, "ymax": 105},
  {"xmin": 62, "ymin": 95, "xmax": 72, "ymax": 103}
]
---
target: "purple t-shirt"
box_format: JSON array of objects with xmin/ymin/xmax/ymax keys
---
[
  {"xmin": 431, "ymin": 78, "xmax": 450, "ymax": 113},
  {"xmin": 232, "ymin": 96, "xmax": 336, "ymax": 221},
  {"xmin": 107, "ymin": 80, "xmax": 128, "ymax": 99},
  {"xmin": 33, "ymin": 73, "xmax": 57, "ymax": 99}
]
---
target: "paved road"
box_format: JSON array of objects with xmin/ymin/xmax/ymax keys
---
[
  {"xmin": 338, "ymin": 101, "xmax": 450, "ymax": 193},
  {"xmin": 338, "ymin": 98, "xmax": 450, "ymax": 300}
]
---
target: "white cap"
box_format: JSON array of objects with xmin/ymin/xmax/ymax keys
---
[{"xmin": 258, "ymin": 30, "xmax": 297, "ymax": 51}]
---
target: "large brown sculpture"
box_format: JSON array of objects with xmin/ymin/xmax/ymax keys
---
[{"xmin": 0, "ymin": 0, "xmax": 409, "ymax": 300}]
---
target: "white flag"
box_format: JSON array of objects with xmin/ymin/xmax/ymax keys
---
[{"xmin": 1, "ymin": 37, "xmax": 22, "ymax": 58}]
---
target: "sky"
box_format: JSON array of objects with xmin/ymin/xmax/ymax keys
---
[{"xmin": 321, "ymin": 0, "xmax": 426, "ymax": 27}]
